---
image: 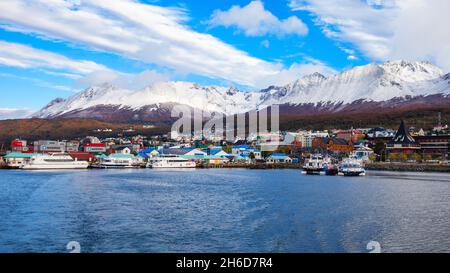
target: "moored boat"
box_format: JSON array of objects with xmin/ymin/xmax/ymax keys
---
[
  {"xmin": 338, "ymin": 158, "xmax": 366, "ymax": 176},
  {"xmin": 94, "ymin": 153, "xmax": 142, "ymax": 168},
  {"xmin": 21, "ymin": 153, "xmax": 89, "ymax": 170},
  {"xmin": 302, "ymin": 154, "xmax": 325, "ymax": 175},
  {"xmin": 147, "ymin": 155, "xmax": 196, "ymax": 168},
  {"xmin": 323, "ymin": 164, "xmax": 339, "ymax": 176}
]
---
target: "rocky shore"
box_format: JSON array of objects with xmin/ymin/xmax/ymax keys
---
[{"xmin": 365, "ymin": 162, "xmax": 450, "ymax": 172}]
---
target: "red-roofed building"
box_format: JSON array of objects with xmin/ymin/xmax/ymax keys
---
[{"xmin": 10, "ymin": 139, "xmax": 29, "ymax": 152}]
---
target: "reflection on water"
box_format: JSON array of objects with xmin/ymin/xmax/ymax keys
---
[{"xmin": 0, "ymin": 169, "xmax": 448, "ymax": 252}]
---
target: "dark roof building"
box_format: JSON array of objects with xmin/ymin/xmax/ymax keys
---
[{"xmin": 387, "ymin": 120, "xmax": 420, "ymax": 153}]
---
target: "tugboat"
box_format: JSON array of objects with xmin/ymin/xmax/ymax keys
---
[
  {"xmin": 302, "ymin": 154, "xmax": 325, "ymax": 175},
  {"xmin": 338, "ymin": 158, "xmax": 366, "ymax": 176}
]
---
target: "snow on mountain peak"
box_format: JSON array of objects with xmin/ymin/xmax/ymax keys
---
[
  {"xmin": 380, "ymin": 60, "xmax": 444, "ymax": 82},
  {"xmin": 33, "ymin": 61, "xmax": 450, "ymax": 118}
]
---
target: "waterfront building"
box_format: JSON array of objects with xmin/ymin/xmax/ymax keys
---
[
  {"xmin": 231, "ymin": 155, "xmax": 251, "ymax": 164},
  {"xmin": 3, "ymin": 153, "xmax": 42, "ymax": 168},
  {"xmin": 266, "ymin": 153, "xmax": 293, "ymax": 164},
  {"xmin": 204, "ymin": 155, "xmax": 230, "ymax": 165}
]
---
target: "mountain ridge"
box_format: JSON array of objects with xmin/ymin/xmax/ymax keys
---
[{"xmin": 33, "ymin": 60, "xmax": 450, "ymax": 121}]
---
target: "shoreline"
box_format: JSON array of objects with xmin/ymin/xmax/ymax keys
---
[
  {"xmin": 2, "ymin": 162, "xmax": 450, "ymax": 172},
  {"xmin": 365, "ymin": 162, "xmax": 450, "ymax": 172}
]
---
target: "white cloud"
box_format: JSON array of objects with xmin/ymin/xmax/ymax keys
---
[
  {"xmin": 76, "ymin": 69, "xmax": 170, "ymax": 90},
  {"xmin": 0, "ymin": 40, "xmax": 108, "ymax": 75},
  {"xmin": 0, "ymin": 40, "xmax": 170, "ymax": 90},
  {"xmin": 257, "ymin": 59, "xmax": 337, "ymax": 87},
  {"xmin": 0, "ymin": 72, "xmax": 74, "ymax": 92},
  {"xmin": 0, "ymin": 0, "xmax": 310, "ymax": 88},
  {"xmin": 0, "ymin": 108, "xmax": 33, "ymax": 120},
  {"xmin": 209, "ymin": 1, "xmax": 308, "ymax": 37},
  {"xmin": 289, "ymin": 0, "xmax": 450, "ymax": 71}
]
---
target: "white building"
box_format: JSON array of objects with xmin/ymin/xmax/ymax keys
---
[
  {"xmin": 266, "ymin": 153, "xmax": 293, "ymax": 164},
  {"xmin": 296, "ymin": 131, "xmax": 329, "ymax": 148}
]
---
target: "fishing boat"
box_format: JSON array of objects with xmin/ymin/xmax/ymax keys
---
[
  {"xmin": 21, "ymin": 153, "xmax": 89, "ymax": 169},
  {"xmin": 147, "ymin": 155, "xmax": 196, "ymax": 168},
  {"xmin": 338, "ymin": 158, "xmax": 366, "ymax": 176}
]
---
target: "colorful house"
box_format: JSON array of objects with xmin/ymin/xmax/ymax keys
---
[
  {"xmin": 209, "ymin": 147, "xmax": 229, "ymax": 157},
  {"xmin": 231, "ymin": 145, "xmax": 261, "ymax": 159},
  {"xmin": 138, "ymin": 148, "xmax": 160, "ymax": 159}
]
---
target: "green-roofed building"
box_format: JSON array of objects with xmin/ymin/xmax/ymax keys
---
[{"xmin": 3, "ymin": 153, "xmax": 42, "ymax": 168}]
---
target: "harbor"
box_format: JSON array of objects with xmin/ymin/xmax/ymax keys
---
[
  {"xmin": 0, "ymin": 168, "xmax": 449, "ymax": 252},
  {"xmin": 1, "ymin": 119, "xmax": 450, "ymax": 174}
]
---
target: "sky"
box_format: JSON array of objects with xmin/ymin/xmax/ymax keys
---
[{"xmin": 0, "ymin": 0, "xmax": 449, "ymax": 119}]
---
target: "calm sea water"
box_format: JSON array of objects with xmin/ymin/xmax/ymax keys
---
[{"xmin": 0, "ymin": 169, "xmax": 448, "ymax": 253}]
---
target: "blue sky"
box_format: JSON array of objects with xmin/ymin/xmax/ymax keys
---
[{"xmin": 0, "ymin": 0, "xmax": 449, "ymax": 118}]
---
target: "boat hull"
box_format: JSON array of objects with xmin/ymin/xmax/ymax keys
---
[
  {"xmin": 339, "ymin": 171, "xmax": 366, "ymax": 176},
  {"xmin": 302, "ymin": 168, "xmax": 322, "ymax": 175},
  {"xmin": 148, "ymin": 163, "xmax": 196, "ymax": 168},
  {"xmin": 324, "ymin": 168, "xmax": 339, "ymax": 176},
  {"xmin": 22, "ymin": 164, "xmax": 88, "ymax": 170}
]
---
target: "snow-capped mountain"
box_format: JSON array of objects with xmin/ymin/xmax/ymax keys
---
[{"xmin": 33, "ymin": 61, "xmax": 450, "ymax": 121}]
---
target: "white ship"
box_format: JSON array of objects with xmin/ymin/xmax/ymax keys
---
[
  {"xmin": 302, "ymin": 154, "xmax": 325, "ymax": 175},
  {"xmin": 95, "ymin": 153, "xmax": 139, "ymax": 168},
  {"xmin": 338, "ymin": 158, "xmax": 366, "ymax": 176},
  {"xmin": 147, "ymin": 155, "xmax": 196, "ymax": 168},
  {"xmin": 21, "ymin": 153, "xmax": 89, "ymax": 169}
]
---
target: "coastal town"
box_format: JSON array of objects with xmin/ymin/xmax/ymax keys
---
[{"xmin": 1, "ymin": 119, "xmax": 449, "ymax": 173}]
